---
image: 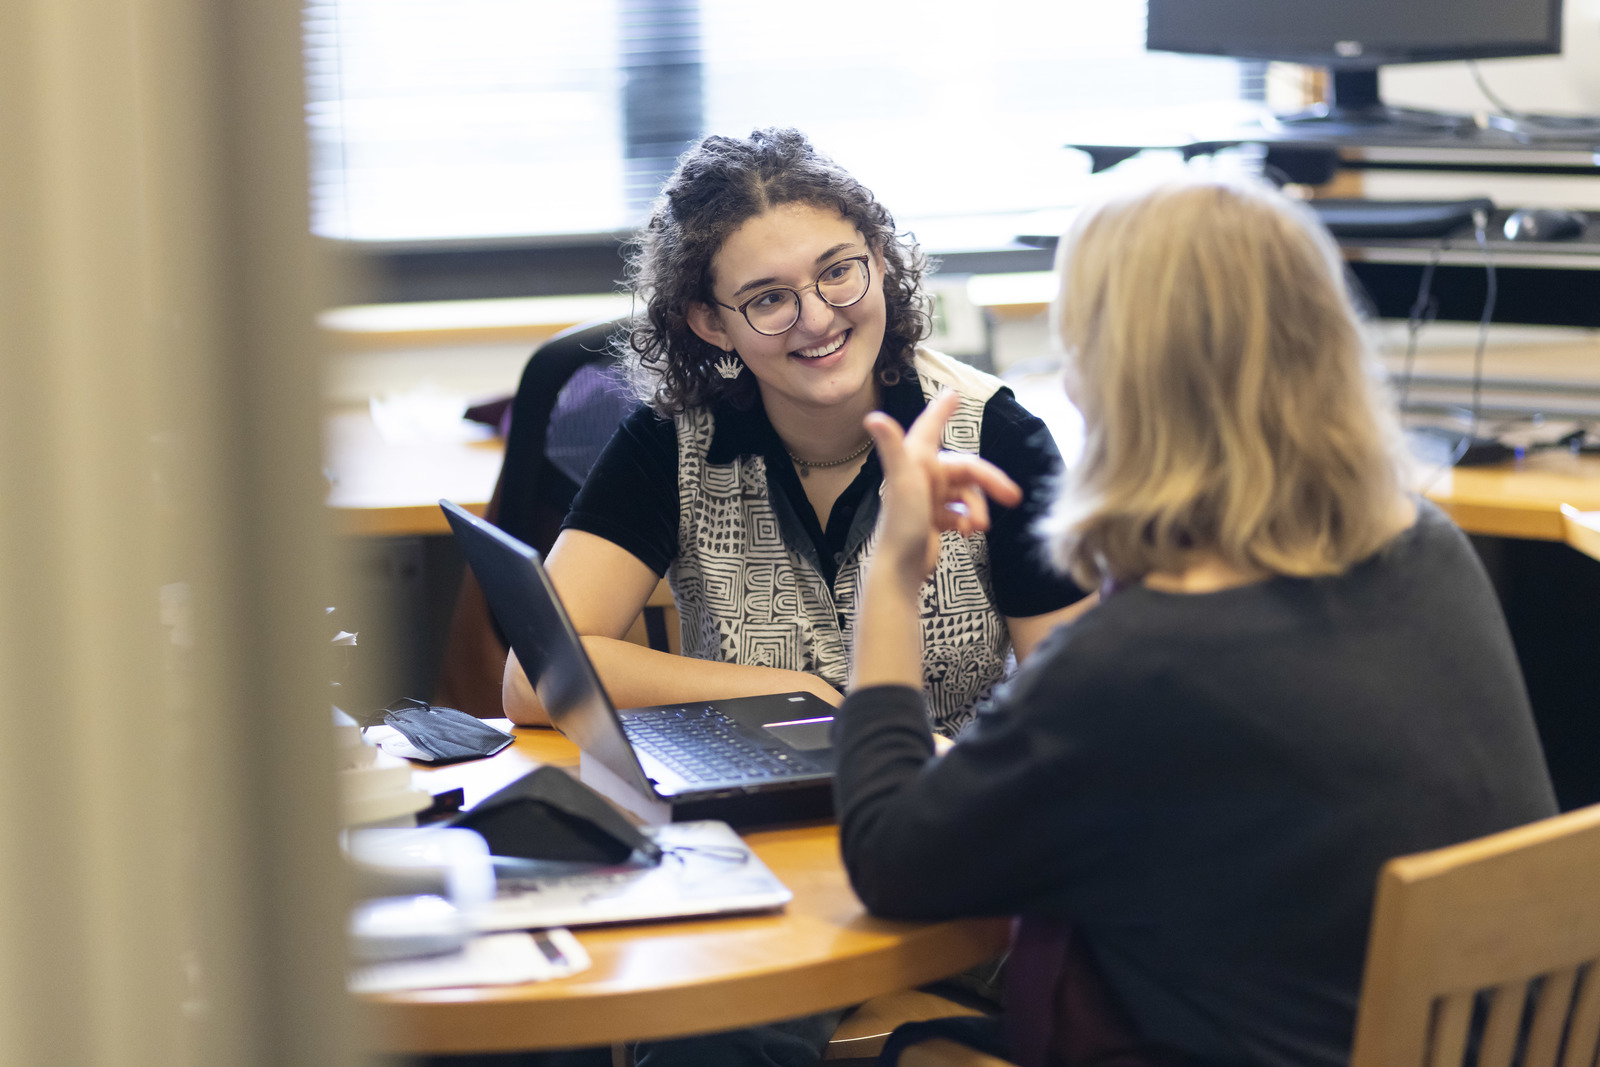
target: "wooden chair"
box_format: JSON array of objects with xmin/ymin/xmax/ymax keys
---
[
  {"xmin": 897, "ymin": 1038, "xmax": 1014, "ymax": 1067},
  {"xmin": 897, "ymin": 804, "xmax": 1600, "ymax": 1067},
  {"xmin": 824, "ymin": 989, "xmax": 988, "ymax": 1064},
  {"xmin": 1349, "ymin": 802, "xmax": 1600, "ymax": 1067}
]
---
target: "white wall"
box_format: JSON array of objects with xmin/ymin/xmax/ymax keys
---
[
  {"xmin": 1382, "ymin": 0, "xmax": 1600, "ymax": 115},
  {"xmin": 1359, "ymin": 1, "xmax": 1600, "ymax": 208}
]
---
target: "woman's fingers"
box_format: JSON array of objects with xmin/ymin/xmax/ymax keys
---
[
  {"xmin": 939, "ymin": 451, "xmax": 1022, "ymax": 507},
  {"xmin": 904, "ymin": 389, "xmax": 962, "ymax": 453},
  {"xmin": 959, "ymin": 483, "xmax": 990, "ymax": 532},
  {"xmin": 929, "ymin": 453, "xmax": 1020, "ymax": 536},
  {"xmin": 867, "ymin": 390, "xmax": 1022, "ymax": 539},
  {"xmin": 862, "ymin": 411, "xmax": 907, "ymax": 469}
]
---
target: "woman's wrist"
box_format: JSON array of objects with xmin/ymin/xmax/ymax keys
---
[{"xmin": 852, "ymin": 564, "xmax": 927, "ymax": 690}]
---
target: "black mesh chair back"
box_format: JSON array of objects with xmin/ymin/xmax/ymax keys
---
[
  {"xmin": 495, "ymin": 319, "xmax": 632, "ymax": 556},
  {"xmin": 435, "ymin": 319, "xmax": 638, "ymax": 717}
]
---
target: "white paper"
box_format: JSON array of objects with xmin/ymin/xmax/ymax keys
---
[
  {"xmin": 369, "ymin": 387, "xmax": 494, "ymax": 445},
  {"xmin": 349, "ymin": 929, "xmax": 589, "ymax": 994}
]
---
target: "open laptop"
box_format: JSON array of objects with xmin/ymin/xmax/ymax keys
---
[{"xmin": 440, "ymin": 500, "xmax": 837, "ymax": 826}]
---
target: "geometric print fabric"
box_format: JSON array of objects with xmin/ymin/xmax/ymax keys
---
[{"xmin": 668, "ymin": 348, "xmax": 1013, "ymax": 735}]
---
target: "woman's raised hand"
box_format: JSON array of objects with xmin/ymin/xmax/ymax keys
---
[{"xmin": 863, "ymin": 390, "xmax": 1023, "ymax": 589}]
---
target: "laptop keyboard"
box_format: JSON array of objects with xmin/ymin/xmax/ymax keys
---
[{"xmin": 622, "ymin": 707, "xmax": 809, "ymax": 784}]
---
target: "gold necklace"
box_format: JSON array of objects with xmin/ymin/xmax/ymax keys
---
[{"xmin": 786, "ymin": 438, "xmax": 873, "ymax": 478}]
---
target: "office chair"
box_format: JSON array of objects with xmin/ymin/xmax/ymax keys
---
[
  {"xmin": 893, "ymin": 802, "xmax": 1600, "ymax": 1067},
  {"xmin": 434, "ymin": 318, "xmax": 654, "ymax": 718}
]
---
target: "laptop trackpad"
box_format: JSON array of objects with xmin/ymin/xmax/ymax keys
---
[{"xmin": 761, "ymin": 718, "xmax": 834, "ymax": 751}]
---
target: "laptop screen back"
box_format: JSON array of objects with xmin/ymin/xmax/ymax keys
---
[{"xmin": 439, "ymin": 500, "xmax": 657, "ymax": 799}]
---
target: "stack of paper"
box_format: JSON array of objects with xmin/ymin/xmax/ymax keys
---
[
  {"xmin": 350, "ymin": 929, "xmax": 589, "ymax": 994},
  {"xmin": 337, "ymin": 719, "xmax": 432, "ymax": 826}
]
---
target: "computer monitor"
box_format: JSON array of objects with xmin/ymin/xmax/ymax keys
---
[{"xmin": 1147, "ymin": 0, "xmax": 1565, "ymax": 132}]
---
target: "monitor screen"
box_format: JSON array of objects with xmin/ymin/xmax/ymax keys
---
[{"xmin": 1147, "ymin": 0, "xmax": 1563, "ymax": 67}]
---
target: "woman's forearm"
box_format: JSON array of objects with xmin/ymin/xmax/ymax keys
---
[
  {"xmin": 502, "ymin": 640, "xmax": 843, "ymax": 727},
  {"xmin": 850, "ymin": 561, "xmax": 927, "ymax": 692}
]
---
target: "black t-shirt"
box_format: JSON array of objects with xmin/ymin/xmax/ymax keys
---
[
  {"xmin": 562, "ymin": 369, "xmax": 1083, "ymax": 617},
  {"xmin": 833, "ymin": 501, "xmax": 1558, "ymax": 1066}
]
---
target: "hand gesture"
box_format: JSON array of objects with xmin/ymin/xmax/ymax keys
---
[{"xmin": 863, "ymin": 390, "xmax": 1023, "ymax": 589}]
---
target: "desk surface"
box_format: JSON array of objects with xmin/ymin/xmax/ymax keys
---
[
  {"xmin": 326, "ymin": 405, "xmax": 1600, "ymax": 544},
  {"xmin": 325, "ymin": 409, "xmax": 504, "ymax": 536},
  {"xmin": 359, "ymin": 729, "xmax": 1010, "ymax": 1054},
  {"xmin": 1424, "ymin": 450, "xmax": 1600, "ymax": 541}
]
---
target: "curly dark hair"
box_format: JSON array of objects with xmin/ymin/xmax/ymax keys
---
[{"xmin": 621, "ymin": 128, "xmax": 932, "ymax": 414}]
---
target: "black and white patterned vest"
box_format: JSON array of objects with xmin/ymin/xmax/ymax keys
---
[{"xmin": 667, "ymin": 348, "xmax": 1010, "ymax": 734}]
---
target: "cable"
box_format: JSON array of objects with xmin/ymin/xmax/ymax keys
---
[
  {"xmin": 1402, "ymin": 217, "xmax": 1494, "ymax": 486},
  {"xmin": 1399, "ymin": 239, "xmax": 1445, "ymax": 416},
  {"xmin": 1467, "ymin": 61, "xmax": 1526, "ymax": 118},
  {"xmin": 661, "ymin": 844, "xmax": 749, "ymax": 865},
  {"xmin": 1469, "ymin": 209, "xmax": 1497, "ymax": 438},
  {"xmin": 1416, "ymin": 435, "xmax": 1474, "ymax": 498},
  {"xmin": 1467, "ymin": 61, "xmax": 1600, "ymax": 137}
]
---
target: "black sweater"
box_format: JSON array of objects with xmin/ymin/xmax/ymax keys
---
[{"xmin": 834, "ymin": 502, "xmax": 1556, "ymax": 1067}]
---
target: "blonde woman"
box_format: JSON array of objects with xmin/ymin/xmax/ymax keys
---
[{"xmin": 836, "ymin": 177, "xmax": 1557, "ymax": 1067}]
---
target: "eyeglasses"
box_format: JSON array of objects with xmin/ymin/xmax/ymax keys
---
[{"xmin": 713, "ymin": 255, "xmax": 872, "ymax": 336}]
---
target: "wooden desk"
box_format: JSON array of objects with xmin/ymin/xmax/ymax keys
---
[
  {"xmin": 325, "ymin": 409, "xmax": 505, "ymax": 537},
  {"xmin": 325, "ymin": 406, "xmax": 1600, "ymax": 544},
  {"xmin": 1561, "ymin": 505, "xmax": 1600, "ymax": 562},
  {"xmin": 1425, "ymin": 451, "xmax": 1600, "ymax": 541},
  {"xmin": 359, "ymin": 729, "xmax": 1011, "ymax": 1055}
]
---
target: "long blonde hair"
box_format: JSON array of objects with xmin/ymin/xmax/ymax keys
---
[{"xmin": 1042, "ymin": 176, "xmax": 1408, "ymax": 590}]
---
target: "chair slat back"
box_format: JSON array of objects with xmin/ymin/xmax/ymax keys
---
[
  {"xmin": 1477, "ymin": 980, "xmax": 1527, "ymax": 1067},
  {"xmin": 1524, "ymin": 967, "xmax": 1578, "ymax": 1067},
  {"xmin": 1561, "ymin": 969, "xmax": 1600, "ymax": 1067},
  {"xmin": 1351, "ymin": 804, "xmax": 1600, "ymax": 1067},
  {"xmin": 1429, "ymin": 993, "xmax": 1474, "ymax": 1067}
]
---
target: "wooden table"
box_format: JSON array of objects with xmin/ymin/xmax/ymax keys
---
[{"xmin": 358, "ymin": 729, "xmax": 1011, "ymax": 1054}]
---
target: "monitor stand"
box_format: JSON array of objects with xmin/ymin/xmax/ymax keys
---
[{"xmin": 1275, "ymin": 68, "xmax": 1475, "ymax": 137}]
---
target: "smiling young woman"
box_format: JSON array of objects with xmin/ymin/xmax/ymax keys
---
[
  {"xmin": 500, "ymin": 128, "xmax": 1087, "ymax": 738},
  {"xmin": 490, "ymin": 126, "xmax": 1088, "ymax": 1067}
]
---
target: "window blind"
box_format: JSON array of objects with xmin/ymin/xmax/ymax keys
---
[{"xmin": 304, "ymin": 0, "xmax": 1246, "ymax": 243}]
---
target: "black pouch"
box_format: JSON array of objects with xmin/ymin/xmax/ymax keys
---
[
  {"xmin": 365, "ymin": 698, "xmax": 514, "ymax": 763},
  {"xmin": 446, "ymin": 765, "xmax": 661, "ymax": 866}
]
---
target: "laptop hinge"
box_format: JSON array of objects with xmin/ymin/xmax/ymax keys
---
[{"xmin": 580, "ymin": 750, "xmax": 672, "ymax": 826}]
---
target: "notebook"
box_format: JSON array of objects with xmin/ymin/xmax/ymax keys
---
[{"xmin": 440, "ymin": 500, "xmax": 837, "ymax": 826}]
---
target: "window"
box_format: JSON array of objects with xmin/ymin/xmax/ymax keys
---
[{"xmin": 304, "ymin": 1, "xmax": 1248, "ymax": 244}]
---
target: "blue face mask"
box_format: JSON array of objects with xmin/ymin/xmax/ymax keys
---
[{"xmin": 363, "ymin": 698, "xmax": 514, "ymax": 763}]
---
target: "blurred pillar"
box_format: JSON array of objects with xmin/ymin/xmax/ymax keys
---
[{"xmin": 0, "ymin": 0, "xmax": 354, "ymax": 1063}]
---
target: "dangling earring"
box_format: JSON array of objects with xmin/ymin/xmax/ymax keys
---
[{"xmin": 714, "ymin": 347, "xmax": 744, "ymax": 380}]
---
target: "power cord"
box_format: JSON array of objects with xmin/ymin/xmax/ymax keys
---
[
  {"xmin": 1469, "ymin": 208, "xmax": 1497, "ymax": 438},
  {"xmin": 661, "ymin": 844, "xmax": 749, "ymax": 865},
  {"xmin": 1399, "ymin": 212, "xmax": 1499, "ymax": 488},
  {"xmin": 1399, "ymin": 237, "xmax": 1445, "ymax": 415},
  {"xmin": 1416, "ymin": 435, "xmax": 1474, "ymax": 498}
]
